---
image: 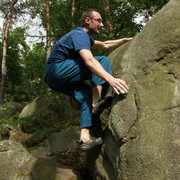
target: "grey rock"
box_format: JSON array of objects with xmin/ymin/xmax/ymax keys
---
[
  {"xmin": 45, "ymin": 126, "xmax": 80, "ymax": 153},
  {"xmin": 30, "ymin": 147, "xmax": 52, "ymax": 158},
  {"xmin": 22, "ymin": 157, "xmax": 79, "ymax": 180},
  {"xmin": 0, "ymin": 140, "xmax": 35, "ymax": 180}
]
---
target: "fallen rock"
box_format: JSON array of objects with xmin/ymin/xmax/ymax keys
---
[{"xmin": 30, "ymin": 146, "xmax": 52, "ymax": 159}]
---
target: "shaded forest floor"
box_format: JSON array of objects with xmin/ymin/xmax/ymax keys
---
[{"xmin": 9, "ymin": 128, "xmax": 92, "ymax": 180}]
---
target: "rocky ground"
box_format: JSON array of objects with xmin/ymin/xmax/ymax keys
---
[
  {"xmin": 0, "ymin": 98, "xmax": 93, "ymax": 180},
  {"xmin": 9, "ymin": 127, "xmax": 92, "ymax": 180}
]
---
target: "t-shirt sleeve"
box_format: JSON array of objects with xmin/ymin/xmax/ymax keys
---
[
  {"xmin": 72, "ymin": 33, "xmax": 94, "ymax": 51},
  {"xmin": 90, "ymin": 36, "xmax": 95, "ymax": 46}
]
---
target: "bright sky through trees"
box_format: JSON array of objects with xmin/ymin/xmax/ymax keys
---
[{"xmin": 0, "ymin": 12, "xmax": 46, "ymax": 49}]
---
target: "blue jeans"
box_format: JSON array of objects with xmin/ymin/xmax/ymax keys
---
[{"xmin": 45, "ymin": 56, "xmax": 112, "ymax": 129}]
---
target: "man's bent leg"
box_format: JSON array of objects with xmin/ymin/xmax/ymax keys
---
[
  {"xmin": 91, "ymin": 56, "xmax": 112, "ymax": 87},
  {"xmin": 92, "ymin": 85, "xmax": 103, "ymax": 106},
  {"xmin": 80, "ymin": 128, "xmax": 90, "ymax": 142},
  {"xmin": 91, "ymin": 56, "xmax": 113, "ymax": 116}
]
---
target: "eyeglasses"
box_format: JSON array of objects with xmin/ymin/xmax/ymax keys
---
[{"xmin": 88, "ymin": 17, "xmax": 102, "ymax": 24}]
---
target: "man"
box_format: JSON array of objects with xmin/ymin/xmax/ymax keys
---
[{"xmin": 45, "ymin": 9, "xmax": 132, "ymax": 151}]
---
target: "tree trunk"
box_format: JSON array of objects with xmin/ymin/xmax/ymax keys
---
[
  {"xmin": 71, "ymin": 0, "xmax": 75, "ymax": 28},
  {"xmin": 46, "ymin": 0, "xmax": 51, "ymax": 60},
  {"xmin": 104, "ymin": 0, "xmax": 114, "ymax": 38},
  {"xmin": 0, "ymin": 0, "xmax": 18, "ymax": 103}
]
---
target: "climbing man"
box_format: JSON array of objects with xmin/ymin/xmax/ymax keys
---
[{"xmin": 45, "ymin": 9, "xmax": 132, "ymax": 151}]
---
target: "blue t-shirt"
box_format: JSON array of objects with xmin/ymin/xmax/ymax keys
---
[{"xmin": 48, "ymin": 27, "xmax": 95, "ymax": 63}]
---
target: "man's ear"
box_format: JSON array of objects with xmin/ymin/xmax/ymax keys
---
[{"xmin": 85, "ymin": 17, "xmax": 90, "ymax": 25}]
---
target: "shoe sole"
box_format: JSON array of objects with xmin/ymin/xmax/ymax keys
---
[{"xmin": 80, "ymin": 137, "xmax": 103, "ymax": 151}]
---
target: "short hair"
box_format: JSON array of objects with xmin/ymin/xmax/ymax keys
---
[{"xmin": 81, "ymin": 9, "xmax": 100, "ymax": 27}]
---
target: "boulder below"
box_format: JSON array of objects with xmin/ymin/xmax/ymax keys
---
[
  {"xmin": 45, "ymin": 125, "xmax": 80, "ymax": 153},
  {"xmin": 19, "ymin": 93, "xmax": 80, "ymax": 125},
  {"xmin": 0, "ymin": 140, "xmax": 35, "ymax": 180}
]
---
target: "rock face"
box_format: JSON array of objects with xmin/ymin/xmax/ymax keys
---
[{"xmin": 89, "ymin": 0, "xmax": 180, "ymax": 179}]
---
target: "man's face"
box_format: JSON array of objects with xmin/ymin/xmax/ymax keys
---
[{"xmin": 86, "ymin": 11, "xmax": 104, "ymax": 35}]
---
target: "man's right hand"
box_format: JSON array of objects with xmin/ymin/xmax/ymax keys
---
[{"xmin": 109, "ymin": 77, "xmax": 129, "ymax": 95}]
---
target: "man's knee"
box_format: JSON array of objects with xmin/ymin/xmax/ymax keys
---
[
  {"xmin": 95, "ymin": 56, "xmax": 111, "ymax": 65},
  {"xmin": 74, "ymin": 82, "xmax": 92, "ymax": 106},
  {"xmin": 98, "ymin": 56, "xmax": 112, "ymax": 75}
]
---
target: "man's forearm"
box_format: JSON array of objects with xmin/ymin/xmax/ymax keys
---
[
  {"xmin": 92, "ymin": 38, "xmax": 132, "ymax": 50},
  {"xmin": 79, "ymin": 49, "xmax": 113, "ymax": 83},
  {"xmin": 79, "ymin": 49, "xmax": 129, "ymax": 95},
  {"xmin": 104, "ymin": 38, "xmax": 132, "ymax": 49}
]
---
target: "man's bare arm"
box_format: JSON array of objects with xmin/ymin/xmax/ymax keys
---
[
  {"xmin": 79, "ymin": 49, "xmax": 129, "ymax": 95},
  {"xmin": 92, "ymin": 38, "xmax": 132, "ymax": 50}
]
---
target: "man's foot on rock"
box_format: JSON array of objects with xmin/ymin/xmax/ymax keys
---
[
  {"xmin": 79, "ymin": 136, "xmax": 103, "ymax": 151},
  {"xmin": 92, "ymin": 96, "xmax": 113, "ymax": 116}
]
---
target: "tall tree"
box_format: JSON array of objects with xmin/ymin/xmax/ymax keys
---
[
  {"xmin": 46, "ymin": 0, "xmax": 51, "ymax": 60},
  {"xmin": 0, "ymin": 0, "xmax": 18, "ymax": 102},
  {"xmin": 71, "ymin": 0, "xmax": 76, "ymax": 28},
  {"xmin": 4, "ymin": 27, "xmax": 29, "ymax": 102},
  {"xmin": 103, "ymin": 0, "xmax": 114, "ymax": 38}
]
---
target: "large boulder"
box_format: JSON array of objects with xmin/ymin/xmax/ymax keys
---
[
  {"xmin": 88, "ymin": 0, "xmax": 180, "ymax": 179},
  {"xmin": 0, "ymin": 140, "xmax": 35, "ymax": 180},
  {"xmin": 0, "ymin": 140, "xmax": 81, "ymax": 180},
  {"xmin": 19, "ymin": 93, "xmax": 80, "ymax": 124}
]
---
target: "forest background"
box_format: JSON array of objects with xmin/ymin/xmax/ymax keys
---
[{"xmin": 0, "ymin": 0, "xmax": 169, "ymax": 104}]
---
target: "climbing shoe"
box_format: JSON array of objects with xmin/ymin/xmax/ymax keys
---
[
  {"xmin": 92, "ymin": 96, "xmax": 113, "ymax": 116},
  {"xmin": 79, "ymin": 136, "xmax": 103, "ymax": 151}
]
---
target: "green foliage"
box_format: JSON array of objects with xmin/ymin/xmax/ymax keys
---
[
  {"xmin": 0, "ymin": 111, "xmax": 19, "ymax": 125},
  {"xmin": 0, "ymin": 27, "xmax": 48, "ymax": 102},
  {"xmin": 49, "ymin": 0, "xmax": 73, "ymax": 42},
  {"xmin": 20, "ymin": 42, "xmax": 48, "ymax": 101},
  {"xmin": 16, "ymin": 114, "xmax": 80, "ymax": 147},
  {"xmin": 2, "ymin": 27, "xmax": 29, "ymax": 102},
  {"xmin": 17, "ymin": 113, "xmax": 53, "ymax": 134},
  {"xmin": 13, "ymin": 113, "xmax": 54, "ymax": 147}
]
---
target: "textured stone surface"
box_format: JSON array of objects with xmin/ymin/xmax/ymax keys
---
[
  {"xmin": 0, "ymin": 140, "xmax": 35, "ymax": 180},
  {"xmin": 30, "ymin": 147, "xmax": 52, "ymax": 158},
  {"xmin": 23, "ymin": 158, "xmax": 79, "ymax": 180},
  {"xmin": 45, "ymin": 125, "xmax": 80, "ymax": 153},
  {"xmin": 88, "ymin": 0, "xmax": 180, "ymax": 179}
]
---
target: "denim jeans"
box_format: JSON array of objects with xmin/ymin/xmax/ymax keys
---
[{"xmin": 45, "ymin": 56, "xmax": 112, "ymax": 128}]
